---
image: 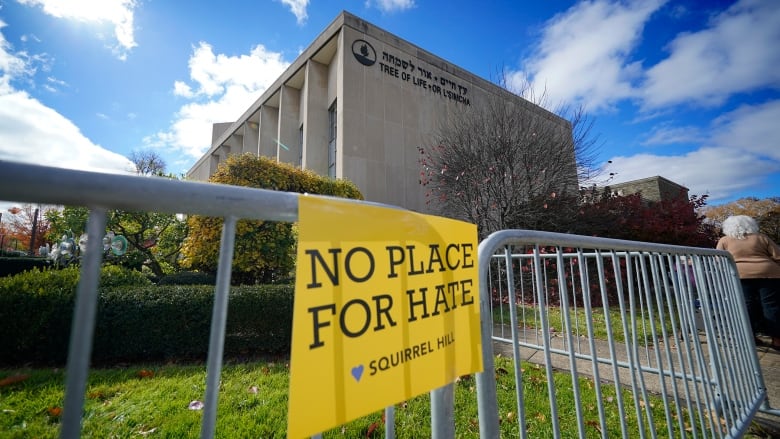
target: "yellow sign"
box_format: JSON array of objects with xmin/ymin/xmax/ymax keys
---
[{"xmin": 287, "ymin": 196, "xmax": 482, "ymax": 438}]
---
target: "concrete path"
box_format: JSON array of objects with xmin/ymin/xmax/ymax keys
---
[{"xmin": 753, "ymin": 341, "xmax": 780, "ymax": 434}]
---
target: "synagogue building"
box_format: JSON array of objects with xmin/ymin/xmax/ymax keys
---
[{"xmin": 187, "ymin": 11, "xmax": 573, "ymax": 213}]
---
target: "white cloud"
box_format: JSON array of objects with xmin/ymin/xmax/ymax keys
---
[
  {"xmin": 0, "ymin": 20, "xmax": 135, "ymax": 176},
  {"xmin": 709, "ymin": 100, "xmax": 780, "ymax": 161},
  {"xmin": 640, "ymin": 0, "xmax": 780, "ymax": 109},
  {"xmin": 40, "ymin": 75, "xmax": 67, "ymax": 93},
  {"xmin": 0, "ymin": 20, "xmax": 32, "ymax": 93},
  {"xmin": 368, "ymin": 0, "xmax": 416, "ymax": 13},
  {"xmin": 173, "ymin": 81, "xmax": 193, "ymax": 98},
  {"xmin": 513, "ymin": 0, "xmax": 779, "ymax": 113},
  {"xmin": 510, "ymin": 0, "xmax": 779, "ymax": 203},
  {"xmin": 508, "ymin": 0, "xmax": 665, "ymax": 111},
  {"xmin": 605, "ymin": 147, "xmax": 777, "ymax": 202},
  {"xmin": 279, "ymin": 0, "xmax": 309, "ymax": 25},
  {"xmin": 17, "ymin": 0, "xmax": 138, "ymax": 60},
  {"xmin": 147, "ymin": 42, "xmax": 290, "ymax": 160},
  {"xmin": 0, "ymin": 90, "xmax": 135, "ymax": 173},
  {"xmin": 607, "ymin": 99, "xmax": 780, "ymax": 202},
  {"xmin": 641, "ymin": 124, "xmax": 703, "ymax": 146}
]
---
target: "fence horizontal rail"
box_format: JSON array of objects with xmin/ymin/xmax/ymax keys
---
[{"xmin": 0, "ymin": 160, "xmax": 300, "ymax": 221}]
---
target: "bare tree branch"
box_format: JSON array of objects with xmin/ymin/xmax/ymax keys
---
[
  {"xmin": 420, "ymin": 93, "xmax": 580, "ymax": 237},
  {"xmin": 130, "ymin": 150, "xmax": 167, "ymax": 176}
]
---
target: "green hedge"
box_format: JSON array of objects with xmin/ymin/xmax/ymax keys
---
[
  {"xmin": 0, "ymin": 269, "xmax": 294, "ymax": 365},
  {"xmin": 157, "ymin": 270, "xmax": 216, "ymax": 285},
  {"xmin": 92, "ymin": 285, "xmax": 294, "ymax": 364},
  {"xmin": 0, "ymin": 257, "xmax": 51, "ymax": 277}
]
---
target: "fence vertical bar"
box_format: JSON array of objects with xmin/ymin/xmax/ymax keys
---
[
  {"xmin": 532, "ymin": 245, "xmax": 562, "ymax": 438},
  {"xmin": 60, "ymin": 208, "xmax": 107, "ymax": 439},
  {"xmin": 385, "ymin": 406, "xmax": 396, "ymax": 439},
  {"xmin": 503, "ymin": 247, "xmax": 527, "ymax": 437},
  {"xmin": 476, "ymin": 236, "xmax": 501, "ymax": 438},
  {"xmin": 553, "ymin": 247, "xmax": 587, "ymax": 438},
  {"xmin": 431, "ymin": 383, "xmax": 454, "ymax": 438},
  {"xmin": 581, "ymin": 249, "xmax": 612, "ymax": 437},
  {"xmin": 606, "ymin": 251, "xmax": 636, "ymax": 439},
  {"xmin": 200, "ymin": 216, "xmax": 237, "ymax": 439}
]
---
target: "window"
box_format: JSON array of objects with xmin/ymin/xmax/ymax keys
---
[
  {"xmin": 328, "ymin": 101, "xmax": 337, "ymax": 178},
  {"xmin": 298, "ymin": 124, "xmax": 304, "ymax": 167}
]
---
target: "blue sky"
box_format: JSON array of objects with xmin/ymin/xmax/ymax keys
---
[{"xmin": 0, "ymin": 0, "xmax": 778, "ymax": 207}]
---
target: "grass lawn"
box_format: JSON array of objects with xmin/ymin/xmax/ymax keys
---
[
  {"xmin": 492, "ymin": 303, "xmax": 674, "ymax": 345},
  {"xmin": 4, "ymin": 355, "xmax": 772, "ymax": 438}
]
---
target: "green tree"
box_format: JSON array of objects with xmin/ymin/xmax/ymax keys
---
[
  {"xmin": 181, "ymin": 153, "xmax": 363, "ymax": 284},
  {"xmin": 108, "ymin": 150, "xmax": 187, "ymax": 276},
  {"xmin": 44, "ymin": 151, "xmax": 188, "ymax": 276},
  {"xmin": 45, "ymin": 206, "xmax": 89, "ymax": 243},
  {"xmin": 106, "ymin": 210, "xmax": 187, "ymax": 274}
]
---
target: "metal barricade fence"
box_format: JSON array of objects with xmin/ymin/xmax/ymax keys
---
[
  {"xmin": 474, "ymin": 229, "xmax": 777, "ymax": 438},
  {"xmin": 0, "ymin": 161, "xmax": 296, "ymax": 438},
  {"xmin": 0, "ymin": 161, "xmax": 424, "ymax": 439},
  {"xmin": 2, "ymin": 160, "xmax": 777, "ymax": 438}
]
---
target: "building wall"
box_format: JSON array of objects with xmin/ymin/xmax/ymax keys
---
[
  {"xmin": 609, "ymin": 176, "xmax": 689, "ymax": 202},
  {"xmin": 186, "ymin": 11, "xmax": 573, "ymax": 214}
]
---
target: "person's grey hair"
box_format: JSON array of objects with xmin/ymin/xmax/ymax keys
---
[{"xmin": 722, "ymin": 215, "xmax": 759, "ymax": 239}]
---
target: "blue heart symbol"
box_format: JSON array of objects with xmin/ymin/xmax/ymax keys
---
[{"xmin": 351, "ymin": 365, "xmax": 364, "ymax": 382}]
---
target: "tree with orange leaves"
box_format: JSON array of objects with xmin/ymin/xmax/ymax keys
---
[{"xmin": 1, "ymin": 204, "xmax": 52, "ymax": 255}]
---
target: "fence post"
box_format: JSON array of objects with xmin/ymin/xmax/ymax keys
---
[
  {"xmin": 385, "ymin": 405, "xmax": 396, "ymax": 439},
  {"xmin": 476, "ymin": 235, "xmax": 501, "ymax": 438},
  {"xmin": 431, "ymin": 383, "xmax": 455, "ymax": 438},
  {"xmin": 60, "ymin": 208, "xmax": 107, "ymax": 439},
  {"xmin": 200, "ymin": 216, "xmax": 238, "ymax": 439}
]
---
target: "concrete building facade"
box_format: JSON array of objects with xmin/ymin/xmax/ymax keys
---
[
  {"xmin": 187, "ymin": 11, "xmax": 572, "ymax": 213},
  {"xmin": 608, "ymin": 176, "xmax": 689, "ymax": 202}
]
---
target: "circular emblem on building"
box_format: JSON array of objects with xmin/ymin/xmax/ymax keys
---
[{"xmin": 352, "ymin": 39, "xmax": 376, "ymax": 66}]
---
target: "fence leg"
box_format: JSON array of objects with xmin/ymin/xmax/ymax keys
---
[
  {"xmin": 385, "ymin": 405, "xmax": 396, "ymax": 439},
  {"xmin": 60, "ymin": 208, "xmax": 107, "ymax": 439},
  {"xmin": 476, "ymin": 248, "xmax": 500, "ymax": 438},
  {"xmin": 431, "ymin": 383, "xmax": 455, "ymax": 438},
  {"xmin": 200, "ymin": 216, "xmax": 237, "ymax": 439}
]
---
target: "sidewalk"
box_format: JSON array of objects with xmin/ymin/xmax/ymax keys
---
[{"xmin": 753, "ymin": 342, "xmax": 780, "ymax": 434}]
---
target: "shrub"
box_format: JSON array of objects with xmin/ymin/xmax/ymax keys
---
[
  {"xmin": 181, "ymin": 153, "xmax": 363, "ymax": 284},
  {"xmin": 0, "ymin": 265, "xmax": 151, "ymax": 295},
  {"xmin": 0, "ymin": 283, "xmax": 295, "ymax": 366},
  {"xmin": 93, "ymin": 285, "xmax": 215, "ymax": 362},
  {"xmin": 0, "ymin": 265, "xmax": 153, "ymax": 365},
  {"xmin": 95, "ymin": 284, "xmax": 294, "ymax": 363},
  {"xmin": 97, "ymin": 264, "xmax": 153, "ymax": 288},
  {"xmin": 225, "ymin": 285, "xmax": 294, "ymax": 354},
  {"xmin": 0, "ymin": 257, "xmax": 50, "ymax": 277},
  {"xmin": 158, "ymin": 271, "xmax": 217, "ymax": 286},
  {"xmin": 0, "ymin": 265, "xmax": 81, "ymax": 296}
]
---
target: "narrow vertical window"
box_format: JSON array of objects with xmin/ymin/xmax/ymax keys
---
[
  {"xmin": 299, "ymin": 124, "xmax": 304, "ymax": 168},
  {"xmin": 328, "ymin": 101, "xmax": 337, "ymax": 178}
]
